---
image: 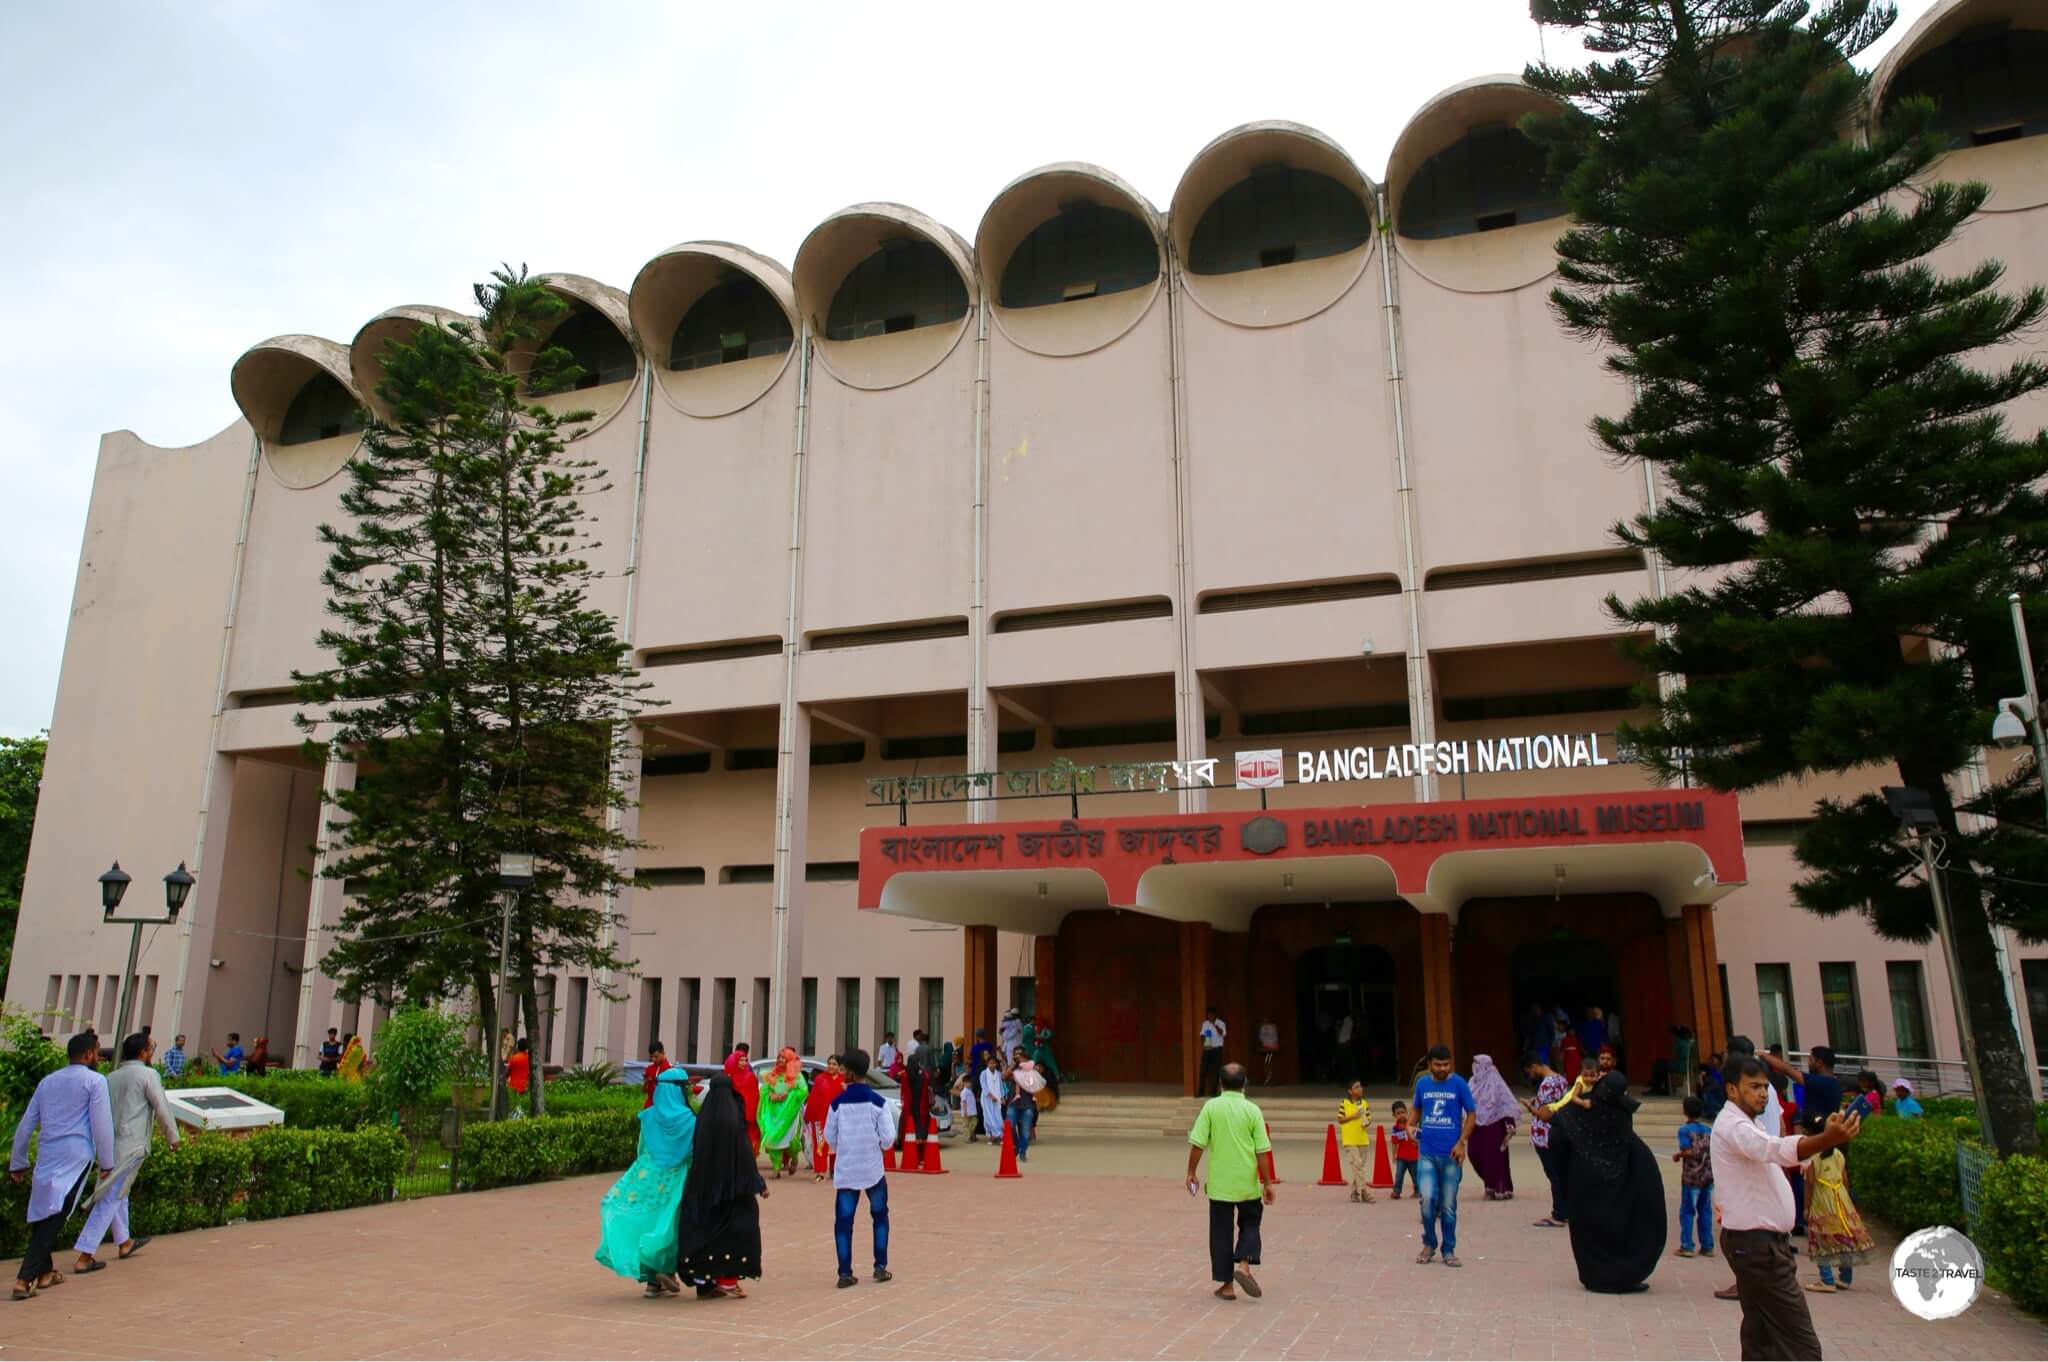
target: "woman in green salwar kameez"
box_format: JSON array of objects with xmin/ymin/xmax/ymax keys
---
[
  {"xmin": 757, "ymin": 1047, "xmax": 809, "ymax": 1178},
  {"xmin": 595, "ymin": 1067, "xmax": 697, "ymax": 1295}
]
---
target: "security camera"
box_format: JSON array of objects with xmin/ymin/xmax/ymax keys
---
[
  {"xmin": 1361, "ymin": 638, "xmax": 1375, "ymax": 656},
  {"xmin": 1991, "ymin": 698, "xmax": 2032, "ymax": 750}
]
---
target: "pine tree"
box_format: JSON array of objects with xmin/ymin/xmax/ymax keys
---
[
  {"xmin": 296, "ymin": 266, "xmax": 647, "ymax": 1115},
  {"xmin": 1526, "ymin": 0, "xmax": 2048, "ymax": 1154}
]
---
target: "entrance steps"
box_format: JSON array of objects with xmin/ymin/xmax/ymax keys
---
[{"xmin": 1042, "ymin": 1085, "xmax": 1690, "ymax": 1142}]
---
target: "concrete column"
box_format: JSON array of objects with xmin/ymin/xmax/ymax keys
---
[
  {"xmin": 1179, "ymin": 922, "xmax": 1214, "ymax": 1096},
  {"xmin": 592, "ymin": 725, "xmax": 644, "ymax": 1067},
  {"xmin": 1678, "ymin": 903, "xmax": 1727, "ymax": 1058},
  {"xmin": 290, "ymin": 752, "xmax": 354, "ymax": 1071},
  {"xmin": 1032, "ymin": 935, "xmax": 1057, "ymax": 1029},
  {"xmin": 168, "ymin": 753, "xmax": 238, "ymax": 1044},
  {"xmin": 963, "ymin": 925, "xmax": 999, "ymax": 1056},
  {"xmin": 1418, "ymin": 913, "xmax": 1456, "ymax": 1055},
  {"xmin": 768, "ymin": 708, "xmax": 810, "ymax": 1055}
]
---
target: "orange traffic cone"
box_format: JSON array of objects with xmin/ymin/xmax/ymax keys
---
[
  {"xmin": 1317, "ymin": 1123, "xmax": 1345, "ymax": 1186},
  {"xmin": 883, "ymin": 1142, "xmax": 897, "ymax": 1171},
  {"xmin": 995, "ymin": 1120, "xmax": 1023, "ymax": 1178},
  {"xmin": 1370, "ymin": 1124, "xmax": 1394, "ymax": 1189},
  {"xmin": 919, "ymin": 1138, "xmax": 948, "ymax": 1174},
  {"xmin": 1266, "ymin": 1120, "xmax": 1283, "ymax": 1183}
]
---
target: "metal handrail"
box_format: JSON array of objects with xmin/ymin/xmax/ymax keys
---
[{"xmin": 1777, "ymin": 1049, "xmax": 2048, "ymax": 1100}]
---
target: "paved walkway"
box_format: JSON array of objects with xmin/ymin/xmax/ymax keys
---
[{"xmin": 8, "ymin": 1137, "xmax": 2043, "ymax": 1360}]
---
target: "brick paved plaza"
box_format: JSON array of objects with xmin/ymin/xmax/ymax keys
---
[{"xmin": 9, "ymin": 1137, "xmax": 2044, "ymax": 1361}]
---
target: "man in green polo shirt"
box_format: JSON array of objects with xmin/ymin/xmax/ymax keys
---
[{"xmin": 1185, "ymin": 1062, "xmax": 1276, "ymax": 1300}]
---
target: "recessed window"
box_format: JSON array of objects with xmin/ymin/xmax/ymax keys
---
[
  {"xmin": 825, "ymin": 239, "xmax": 968, "ymax": 341},
  {"xmin": 1399, "ymin": 123, "xmax": 1563, "ymax": 240},
  {"xmin": 999, "ymin": 200, "xmax": 1159, "ymax": 309},
  {"xmin": 547, "ymin": 306, "xmax": 637, "ymax": 390},
  {"xmin": 277, "ymin": 372, "xmax": 363, "ymax": 446},
  {"xmin": 641, "ymin": 867, "xmax": 706, "ymax": 887},
  {"xmin": 721, "ymin": 865, "xmax": 774, "ymax": 885},
  {"xmin": 1441, "ymin": 685, "xmax": 1637, "ymax": 723},
  {"xmin": 881, "ymin": 734, "xmax": 968, "ymax": 762},
  {"xmin": 642, "ymin": 752, "xmax": 711, "ymax": 777},
  {"xmin": 1186, "ymin": 163, "xmax": 1370, "ymax": 276},
  {"xmin": 1240, "ymin": 704, "xmax": 1410, "ymax": 737},
  {"xmin": 1888, "ymin": 23, "xmax": 2048, "ymax": 149},
  {"xmin": 669, "ymin": 274, "xmax": 794, "ymax": 371}
]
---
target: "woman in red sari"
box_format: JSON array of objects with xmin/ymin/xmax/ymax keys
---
[
  {"xmin": 723, "ymin": 1046, "xmax": 763, "ymax": 1156},
  {"xmin": 804, "ymin": 1055, "xmax": 846, "ymax": 1183}
]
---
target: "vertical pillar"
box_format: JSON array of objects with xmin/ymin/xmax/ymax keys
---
[
  {"xmin": 1179, "ymin": 922, "xmax": 1214, "ymax": 1096},
  {"xmin": 291, "ymin": 752, "xmax": 354, "ymax": 1071},
  {"xmin": 1418, "ymin": 913, "xmax": 1455, "ymax": 1055},
  {"xmin": 169, "ymin": 753, "xmax": 238, "ymax": 1045},
  {"xmin": 592, "ymin": 724, "xmax": 644, "ymax": 1067},
  {"xmin": 768, "ymin": 707, "xmax": 811, "ymax": 1056},
  {"xmin": 1679, "ymin": 903, "xmax": 1727, "ymax": 1058},
  {"xmin": 1032, "ymin": 935, "xmax": 1057, "ymax": 1028},
  {"xmin": 963, "ymin": 925, "xmax": 999, "ymax": 1055}
]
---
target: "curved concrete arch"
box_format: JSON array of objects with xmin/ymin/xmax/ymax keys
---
[
  {"xmin": 628, "ymin": 240, "xmax": 799, "ymax": 418},
  {"xmin": 794, "ymin": 202, "xmax": 979, "ymax": 391},
  {"xmin": 976, "ymin": 161, "xmax": 1166, "ymax": 358},
  {"xmin": 530, "ymin": 272, "xmax": 643, "ymax": 434},
  {"xmin": 1384, "ymin": 75, "xmax": 1569, "ymax": 295},
  {"xmin": 1168, "ymin": 119, "xmax": 1378, "ymax": 329},
  {"xmin": 349, "ymin": 304, "xmax": 470, "ymax": 424},
  {"xmin": 229, "ymin": 334, "xmax": 363, "ymax": 489},
  {"xmin": 1868, "ymin": 0, "xmax": 2048, "ymax": 213}
]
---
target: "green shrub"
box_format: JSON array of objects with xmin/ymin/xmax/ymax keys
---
[
  {"xmin": 0, "ymin": 1009, "xmax": 64, "ymax": 1119},
  {"xmin": 540, "ymin": 1084, "xmax": 644, "ymax": 1116},
  {"xmin": 371, "ymin": 1006, "xmax": 467, "ymax": 1110},
  {"xmin": 1975, "ymin": 1154, "xmax": 2048, "ymax": 1315},
  {"xmin": 129, "ymin": 1132, "xmax": 255, "ymax": 1235},
  {"xmin": 1844, "ymin": 1114, "xmax": 1965, "ymax": 1233},
  {"xmin": 246, "ymin": 1126, "xmax": 405, "ymax": 1220},
  {"xmin": 459, "ymin": 1110, "xmax": 639, "ymax": 1191}
]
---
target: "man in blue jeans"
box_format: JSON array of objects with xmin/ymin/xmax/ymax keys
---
[
  {"xmin": 822, "ymin": 1048, "xmax": 896, "ymax": 1289},
  {"xmin": 1411, "ymin": 1043, "xmax": 1476, "ymax": 1267}
]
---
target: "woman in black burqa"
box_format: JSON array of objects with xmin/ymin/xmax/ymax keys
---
[
  {"xmin": 675, "ymin": 1072, "xmax": 769, "ymax": 1297},
  {"xmin": 1548, "ymin": 1069, "xmax": 1665, "ymax": 1293}
]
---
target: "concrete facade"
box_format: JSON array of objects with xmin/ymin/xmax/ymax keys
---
[{"xmin": 9, "ymin": 0, "xmax": 2048, "ymax": 1089}]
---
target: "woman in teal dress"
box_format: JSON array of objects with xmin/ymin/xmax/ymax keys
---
[{"xmin": 596, "ymin": 1066, "xmax": 697, "ymax": 1295}]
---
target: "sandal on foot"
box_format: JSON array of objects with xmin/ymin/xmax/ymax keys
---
[
  {"xmin": 1213, "ymin": 1285, "xmax": 1236, "ymax": 1300},
  {"xmin": 1232, "ymin": 1267, "xmax": 1262, "ymax": 1298},
  {"xmin": 873, "ymin": 1268, "xmax": 893, "ymax": 1283},
  {"xmin": 836, "ymin": 1274, "xmax": 857, "ymax": 1289},
  {"xmin": 117, "ymin": 1238, "xmax": 151, "ymax": 1260},
  {"xmin": 73, "ymin": 1260, "xmax": 106, "ymax": 1276},
  {"xmin": 38, "ymin": 1271, "xmax": 63, "ymax": 1288},
  {"xmin": 1805, "ymin": 1282, "xmax": 1836, "ymax": 1293},
  {"xmin": 1443, "ymin": 1254, "xmax": 1463, "ymax": 1268},
  {"xmin": 1416, "ymin": 1248, "xmax": 1437, "ymax": 1264},
  {"xmin": 1533, "ymin": 1218, "xmax": 1566, "ymax": 1228},
  {"xmin": 10, "ymin": 1283, "xmax": 35, "ymax": 1302}
]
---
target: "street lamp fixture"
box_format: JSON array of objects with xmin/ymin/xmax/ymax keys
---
[{"xmin": 99, "ymin": 860, "xmax": 194, "ymax": 1043}]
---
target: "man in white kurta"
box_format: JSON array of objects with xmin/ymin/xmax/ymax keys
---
[
  {"xmin": 998, "ymin": 1009, "xmax": 1023, "ymax": 1062},
  {"xmin": 979, "ymin": 1052, "xmax": 1007, "ymax": 1148},
  {"xmin": 10, "ymin": 1034, "xmax": 115, "ymax": 1298},
  {"xmin": 74, "ymin": 1033, "xmax": 180, "ymax": 1269}
]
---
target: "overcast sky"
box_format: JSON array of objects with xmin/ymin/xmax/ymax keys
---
[{"xmin": 0, "ymin": 0, "xmax": 1940, "ymax": 737}]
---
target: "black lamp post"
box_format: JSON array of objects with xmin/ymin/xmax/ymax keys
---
[{"xmin": 101, "ymin": 860, "xmax": 195, "ymax": 1044}]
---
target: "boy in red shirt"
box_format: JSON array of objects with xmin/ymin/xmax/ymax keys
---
[
  {"xmin": 1389, "ymin": 1099, "xmax": 1420, "ymax": 1199},
  {"xmin": 642, "ymin": 1040, "xmax": 672, "ymax": 1108}
]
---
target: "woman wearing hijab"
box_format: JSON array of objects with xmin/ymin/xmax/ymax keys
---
[
  {"xmin": 804, "ymin": 1055, "xmax": 846, "ymax": 1183},
  {"xmin": 674, "ymin": 1073, "xmax": 770, "ymax": 1297},
  {"xmin": 336, "ymin": 1033, "xmax": 368, "ymax": 1082},
  {"xmin": 722, "ymin": 1047, "xmax": 762, "ymax": 1155},
  {"xmin": 758, "ymin": 1048, "xmax": 809, "ymax": 1179},
  {"xmin": 1547, "ymin": 1070, "xmax": 1666, "ymax": 1293},
  {"xmin": 596, "ymin": 1068, "xmax": 697, "ymax": 1296},
  {"xmin": 1027, "ymin": 1018, "xmax": 1062, "ymax": 1105},
  {"xmin": 1466, "ymin": 1055, "xmax": 1519, "ymax": 1199}
]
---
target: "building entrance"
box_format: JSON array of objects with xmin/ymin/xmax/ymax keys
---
[
  {"xmin": 1295, "ymin": 944, "xmax": 1399, "ymax": 1085},
  {"xmin": 1509, "ymin": 937, "xmax": 1620, "ymax": 1064}
]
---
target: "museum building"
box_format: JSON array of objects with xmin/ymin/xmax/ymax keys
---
[{"xmin": 8, "ymin": 0, "xmax": 2048, "ymax": 1093}]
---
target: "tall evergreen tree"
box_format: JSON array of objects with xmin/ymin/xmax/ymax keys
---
[
  {"xmin": 296, "ymin": 267, "xmax": 646, "ymax": 1114},
  {"xmin": 1526, "ymin": 0, "xmax": 2048, "ymax": 1154}
]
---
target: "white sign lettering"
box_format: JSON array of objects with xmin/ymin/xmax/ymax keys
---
[{"xmin": 1292, "ymin": 733, "xmax": 1611, "ymax": 784}]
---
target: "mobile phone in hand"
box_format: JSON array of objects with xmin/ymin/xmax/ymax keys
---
[{"xmin": 1187, "ymin": 1178, "xmax": 1200, "ymax": 1197}]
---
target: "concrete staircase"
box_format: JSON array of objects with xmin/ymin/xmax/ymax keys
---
[{"xmin": 1041, "ymin": 1085, "xmax": 1689, "ymax": 1144}]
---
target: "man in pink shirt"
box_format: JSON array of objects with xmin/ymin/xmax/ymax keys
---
[{"xmin": 1713, "ymin": 1056, "xmax": 1861, "ymax": 1360}]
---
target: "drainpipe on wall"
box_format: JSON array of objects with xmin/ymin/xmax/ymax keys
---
[
  {"xmin": 168, "ymin": 431, "xmax": 262, "ymax": 1042},
  {"xmin": 968, "ymin": 297, "xmax": 993, "ymax": 818},
  {"xmin": 768, "ymin": 328, "xmax": 814, "ymax": 1058},
  {"xmin": 1376, "ymin": 194, "xmax": 1437, "ymax": 803},
  {"xmin": 589, "ymin": 360, "xmax": 656, "ymax": 1067},
  {"xmin": 1165, "ymin": 242, "xmax": 1206, "ymax": 815}
]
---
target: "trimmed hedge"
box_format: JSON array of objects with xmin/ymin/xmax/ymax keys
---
[
  {"xmin": 1975, "ymin": 1154, "xmax": 2048, "ymax": 1315},
  {"xmin": 0, "ymin": 1125, "xmax": 402, "ymax": 1257},
  {"xmin": 459, "ymin": 1110, "xmax": 639, "ymax": 1191},
  {"xmin": 1844, "ymin": 1115, "xmax": 1967, "ymax": 1233}
]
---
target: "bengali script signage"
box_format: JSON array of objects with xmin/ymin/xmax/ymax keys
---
[{"xmin": 867, "ymin": 758, "xmax": 1217, "ymax": 806}]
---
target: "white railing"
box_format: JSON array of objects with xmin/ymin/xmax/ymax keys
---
[{"xmin": 1780, "ymin": 1049, "xmax": 2048, "ymax": 1101}]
